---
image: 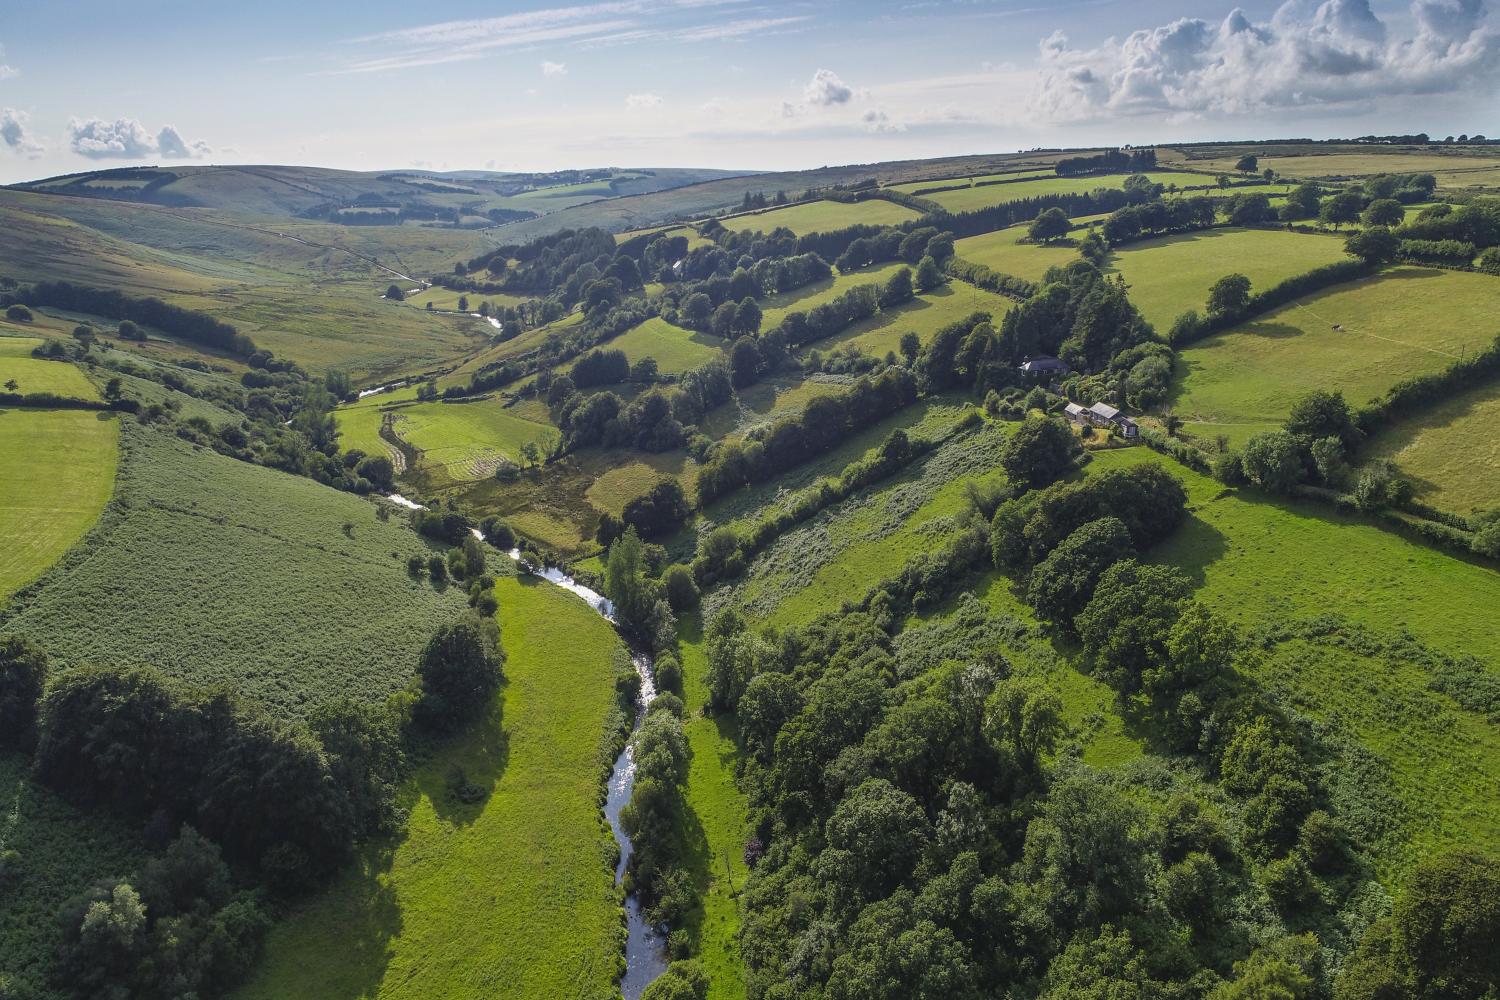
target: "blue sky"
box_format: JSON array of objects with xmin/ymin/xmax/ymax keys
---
[{"xmin": 1, "ymin": 0, "xmax": 1497, "ymax": 182}]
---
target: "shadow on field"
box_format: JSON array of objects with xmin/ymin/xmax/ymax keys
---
[
  {"xmin": 677, "ymin": 708, "xmax": 744, "ymax": 960},
  {"xmin": 419, "ymin": 691, "xmax": 510, "ymax": 826},
  {"xmin": 1240, "ymin": 321, "xmax": 1303, "ymax": 340},
  {"xmin": 1159, "ymin": 515, "xmax": 1230, "ymax": 587},
  {"xmin": 316, "ymin": 846, "xmax": 406, "ymax": 995}
]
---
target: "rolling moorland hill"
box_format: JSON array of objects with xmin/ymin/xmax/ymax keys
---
[{"xmin": 1, "ymin": 139, "xmax": 1499, "ymax": 1000}]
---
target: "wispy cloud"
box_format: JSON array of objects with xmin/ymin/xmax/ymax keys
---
[
  {"xmin": 331, "ymin": 0, "xmax": 757, "ymax": 74},
  {"xmin": 626, "ymin": 92, "xmax": 664, "ymax": 109},
  {"xmin": 0, "ymin": 40, "xmax": 19, "ymax": 80},
  {"xmin": 674, "ymin": 15, "xmax": 810, "ymax": 42},
  {"xmin": 542, "ymin": 60, "xmax": 568, "ymax": 76}
]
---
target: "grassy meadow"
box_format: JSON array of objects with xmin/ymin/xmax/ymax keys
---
[
  {"xmin": 1363, "ymin": 381, "xmax": 1500, "ymax": 516},
  {"xmin": 235, "ymin": 574, "xmax": 626, "ymax": 1000},
  {"xmin": 1105, "ymin": 227, "xmax": 1350, "ymax": 330},
  {"xmin": 718, "ymin": 199, "xmax": 920, "ymax": 236},
  {"xmin": 1172, "ymin": 267, "xmax": 1493, "ymax": 448},
  {"xmin": 0, "ymin": 408, "xmax": 118, "ymax": 604},
  {"xmin": 0, "ymin": 423, "xmax": 468, "ymax": 719},
  {"xmin": 809, "ymin": 277, "xmax": 1015, "ymax": 357},
  {"xmin": 1185, "ymin": 151, "xmax": 1500, "ymax": 186},
  {"xmin": 0, "ymin": 356, "xmax": 102, "ymax": 400},
  {"xmin": 610, "ymin": 317, "xmax": 727, "ymax": 374},
  {"xmin": 954, "ymin": 223, "xmax": 1089, "ymax": 282},
  {"xmin": 391, "ymin": 399, "xmax": 557, "ymax": 485},
  {"xmin": 918, "ymin": 171, "xmax": 1215, "ymax": 214}
]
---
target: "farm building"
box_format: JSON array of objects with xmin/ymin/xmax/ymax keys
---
[
  {"xmin": 1086, "ymin": 401, "xmax": 1139, "ymax": 438},
  {"xmin": 1019, "ymin": 355, "xmax": 1069, "ymax": 377}
]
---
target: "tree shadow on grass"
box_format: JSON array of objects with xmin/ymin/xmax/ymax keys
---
[
  {"xmin": 415, "ymin": 689, "xmax": 510, "ymax": 827},
  {"xmin": 1152, "ymin": 513, "xmax": 1231, "ymax": 589},
  {"xmin": 304, "ymin": 843, "xmax": 407, "ymax": 998}
]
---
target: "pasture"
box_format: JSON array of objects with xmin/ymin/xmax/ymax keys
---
[
  {"xmin": 1172, "ymin": 267, "xmax": 1495, "ymax": 448},
  {"xmin": 759, "ymin": 261, "xmax": 907, "ymax": 332},
  {"xmin": 0, "ymin": 356, "xmax": 101, "ymax": 400},
  {"xmin": 809, "ymin": 277, "xmax": 1016, "ymax": 357},
  {"xmin": 954, "ymin": 223, "xmax": 1088, "ymax": 282},
  {"xmin": 698, "ymin": 375, "xmax": 851, "ymax": 442},
  {"xmin": 1363, "ymin": 381, "xmax": 1500, "ymax": 517},
  {"xmin": 390, "ymin": 398, "xmax": 557, "ymax": 485},
  {"xmin": 404, "ymin": 286, "xmax": 533, "ymax": 313},
  {"xmin": 889, "ymin": 168, "xmax": 1056, "ymax": 193},
  {"xmin": 717, "ymin": 199, "xmax": 921, "ymax": 236},
  {"xmin": 610, "ymin": 316, "xmax": 727, "ymax": 374},
  {"xmin": 0, "ymin": 408, "xmax": 118, "ymax": 604},
  {"xmin": 1185, "ymin": 151, "xmax": 1500, "ymax": 185},
  {"xmin": 676, "ymin": 615, "xmax": 751, "ymax": 1000},
  {"xmin": 1105, "ymin": 227, "xmax": 1350, "ymax": 330},
  {"xmin": 234, "ymin": 574, "xmax": 626, "ymax": 1000},
  {"xmin": 918, "ymin": 171, "xmax": 1216, "ymax": 214},
  {"xmin": 0, "ymin": 423, "xmax": 468, "ymax": 719},
  {"xmin": 1105, "ymin": 448, "xmax": 1500, "ymax": 879}
]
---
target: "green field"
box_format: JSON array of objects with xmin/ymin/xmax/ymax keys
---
[
  {"xmin": 889, "ymin": 168, "xmax": 1055, "ymax": 193},
  {"xmin": 610, "ymin": 316, "xmax": 727, "ymax": 374},
  {"xmin": 0, "ymin": 423, "xmax": 467, "ymax": 719},
  {"xmin": 953, "ymin": 223, "xmax": 1087, "ymax": 282},
  {"xmin": 676, "ymin": 616, "xmax": 751, "ymax": 1000},
  {"xmin": 1364, "ymin": 381, "xmax": 1500, "ymax": 516},
  {"xmin": 235, "ymin": 573, "xmax": 626, "ymax": 1000},
  {"xmin": 0, "ymin": 409, "xmax": 118, "ymax": 603},
  {"xmin": 1186, "ymin": 151, "xmax": 1500, "ymax": 185},
  {"xmin": 0, "ymin": 356, "xmax": 102, "ymax": 400},
  {"xmin": 698, "ymin": 375, "xmax": 851, "ymax": 442},
  {"xmin": 759, "ymin": 261, "xmax": 907, "ymax": 332},
  {"xmin": 1172, "ymin": 267, "xmax": 1495, "ymax": 448},
  {"xmin": 810, "ymin": 278, "xmax": 1015, "ymax": 357},
  {"xmin": 718, "ymin": 199, "xmax": 920, "ymax": 236},
  {"xmin": 390, "ymin": 398, "xmax": 557, "ymax": 485},
  {"xmin": 919, "ymin": 171, "xmax": 1215, "ymax": 214},
  {"xmin": 1116, "ymin": 448, "xmax": 1500, "ymax": 877},
  {"xmin": 1106, "ymin": 227, "xmax": 1350, "ymax": 330}
]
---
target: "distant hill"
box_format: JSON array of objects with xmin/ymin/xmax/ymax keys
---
[{"xmin": 8, "ymin": 164, "xmax": 748, "ymax": 225}]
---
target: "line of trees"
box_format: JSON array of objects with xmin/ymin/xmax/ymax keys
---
[{"xmin": 2, "ymin": 279, "xmax": 258, "ymax": 356}]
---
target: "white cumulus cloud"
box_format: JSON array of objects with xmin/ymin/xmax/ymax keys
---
[
  {"xmin": 1, "ymin": 107, "xmax": 42, "ymax": 156},
  {"xmin": 803, "ymin": 68, "xmax": 853, "ymax": 106},
  {"xmin": 625, "ymin": 92, "xmax": 663, "ymax": 109},
  {"xmin": 542, "ymin": 60, "xmax": 567, "ymax": 76},
  {"xmin": 156, "ymin": 124, "xmax": 211, "ymax": 158},
  {"xmin": 1032, "ymin": 0, "xmax": 1500, "ymax": 121},
  {"xmin": 68, "ymin": 117, "xmax": 211, "ymax": 159}
]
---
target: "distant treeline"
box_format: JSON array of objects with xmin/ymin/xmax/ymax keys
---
[
  {"xmin": 1054, "ymin": 148, "xmax": 1158, "ymax": 176},
  {"xmin": 2, "ymin": 279, "xmax": 258, "ymax": 356}
]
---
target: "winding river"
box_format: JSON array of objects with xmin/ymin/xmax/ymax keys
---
[{"xmin": 386, "ymin": 496, "xmax": 669, "ymax": 995}]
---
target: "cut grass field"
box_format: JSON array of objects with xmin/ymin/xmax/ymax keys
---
[
  {"xmin": 717, "ymin": 199, "xmax": 920, "ymax": 236},
  {"xmin": 0, "ymin": 408, "xmax": 118, "ymax": 604},
  {"xmin": 610, "ymin": 316, "xmax": 727, "ymax": 374},
  {"xmin": 0, "ymin": 423, "xmax": 467, "ymax": 719},
  {"xmin": 1171, "ymin": 267, "xmax": 1496, "ymax": 448},
  {"xmin": 1363, "ymin": 380, "xmax": 1500, "ymax": 516},
  {"xmin": 389, "ymin": 398, "xmax": 557, "ymax": 485},
  {"xmin": 234, "ymin": 573, "xmax": 626, "ymax": 1000},
  {"xmin": 888, "ymin": 168, "xmax": 1056, "ymax": 193},
  {"xmin": 919, "ymin": 171, "xmax": 1216, "ymax": 214},
  {"xmin": 1105, "ymin": 226, "xmax": 1350, "ymax": 330},
  {"xmin": 0, "ymin": 356, "xmax": 102, "ymax": 400}
]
